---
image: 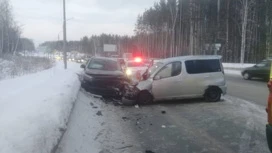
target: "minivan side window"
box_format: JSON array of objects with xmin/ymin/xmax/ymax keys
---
[
  {"xmin": 155, "ymin": 62, "xmax": 182, "ymax": 79},
  {"xmin": 185, "ymin": 59, "xmax": 221, "ymax": 74}
]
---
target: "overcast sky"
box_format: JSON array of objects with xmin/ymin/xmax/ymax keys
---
[{"xmin": 10, "ymin": 0, "xmax": 157, "ymax": 45}]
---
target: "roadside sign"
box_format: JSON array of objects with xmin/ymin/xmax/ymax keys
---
[{"xmin": 104, "ymin": 44, "xmax": 117, "ymax": 52}]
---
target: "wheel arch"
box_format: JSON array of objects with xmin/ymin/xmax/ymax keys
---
[
  {"xmin": 204, "ymin": 86, "xmax": 222, "ymax": 96},
  {"xmin": 138, "ymin": 90, "xmax": 153, "ymax": 98},
  {"xmin": 137, "ymin": 90, "xmax": 154, "ymax": 102}
]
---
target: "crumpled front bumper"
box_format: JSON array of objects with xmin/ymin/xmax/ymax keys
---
[
  {"xmin": 81, "ymin": 74, "xmax": 128, "ymax": 97},
  {"xmin": 123, "ymin": 84, "xmax": 140, "ymax": 100}
]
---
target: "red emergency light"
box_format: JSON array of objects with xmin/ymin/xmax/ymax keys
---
[{"xmin": 134, "ymin": 57, "xmax": 142, "ymax": 63}]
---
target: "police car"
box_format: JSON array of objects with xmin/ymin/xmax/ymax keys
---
[{"xmin": 125, "ymin": 57, "xmax": 151, "ymax": 82}]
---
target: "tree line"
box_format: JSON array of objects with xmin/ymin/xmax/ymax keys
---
[
  {"xmin": 41, "ymin": 0, "xmax": 272, "ymax": 63},
  {"xmin": 134, "ymin": 0, "xmax": 272, "ymax": 63},
  {"xmin": 0, "ymin": 0, "xmax": 35, "ymax": 57},
  {"xmin": 40, "ymin": 34, "xmax": 139, "ymax": 56}
]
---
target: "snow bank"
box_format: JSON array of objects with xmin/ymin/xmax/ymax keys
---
[
  {"xmin": 0, "ymin": 55, "xmax": 54, "ymax": 80},
  {"xmin": 223, "ymin": 63, "xmax": 255, "ymax": 70},
  {"xmin": 224, "ymin": 69, "xmax": 241, "ymax": 76},
  {"xmin": 0, "ymin": 62, "xmax": 81, "ymax": 153},
  {"xmin": 57, "ymin": 89, "xmax": 141, "ymax": 153},
  {"xmin": 222, "ymin": 63, "xmax": 255, "ymax": 76},
  {"xmin": 0, "ymin": 59, "xmax": 15, "ymax": 80}
]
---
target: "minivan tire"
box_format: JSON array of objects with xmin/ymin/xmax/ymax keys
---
[
  {"xmin": 243, "ymin": 72, "xmax": 251, "ymax": 80},
  {"xmin": 137, "ymin": 91, "xmax": 153, "ymax": 104},
  {"xmin": 204, "ymin": 87, "xmax": 221, "ymax": 102}
]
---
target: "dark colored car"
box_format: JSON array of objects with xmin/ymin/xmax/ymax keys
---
[
  {"xmin": 241, "ymin": 59, "xmax": 271, "ymax": 80},
  {"xmin": 80, "ymin": 57, "xmax": 129, "ymax": 98}
]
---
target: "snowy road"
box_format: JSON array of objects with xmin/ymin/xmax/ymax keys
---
[
  {"xmin": 226, "ymin": 74, "xmax": 268, "ymax": 106},
  {"xmin": 57, "ymin": 88, "xmax": 269, "ymax": 153}
]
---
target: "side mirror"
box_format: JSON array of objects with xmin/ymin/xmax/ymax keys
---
[
  {"xmin": 80, "ymin": 64, "xmax": 86, "ymax": 69},
  {"xmin": 154, "ymin": 75, "xmax": 161, "ymax": 80}
]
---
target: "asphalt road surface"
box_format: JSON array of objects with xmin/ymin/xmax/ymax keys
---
[
  {"xmin": 57, "ymin": 81, "xmax": 270, "ymax": 153},
  {"xmin": 225, "ymin": 74, "xmax": 268, "ymax": 106}
]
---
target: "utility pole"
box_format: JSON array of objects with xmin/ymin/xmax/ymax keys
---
[
  {"xmin": 63, "ymin": 0, "xmax": 67, "ymax": 69},
  {"xmin": 217, "ymin": 0, "xmax": 220, "ymax": 40},
  {"xmin": 189, "ymin": 0, "xmax": 194, "ymax": 55}
]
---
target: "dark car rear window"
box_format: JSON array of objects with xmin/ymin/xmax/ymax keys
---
[
  {"xmin": 88, "ymin": 59, "xmax": 120, "ymax": 71},
  {"xmin": 185, "ymin": 59, "xmax": 222, "ymax": 74}
]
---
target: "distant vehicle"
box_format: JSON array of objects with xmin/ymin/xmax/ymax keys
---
[
  {"xmin": 241, "ymin": 59, "xmax": 271, "ymax": 80},
  {"xmin": 75, "ymin": 57, "xmax": 86, "ymax": 63},
  {"xmin": 128, "ymin": 56, "xmax": 226, "ymax": 104},
  {"xmin": 125, "ymin": 58, "xmax": 149, "ymax": 82},
  {"xmin": 150, "ymin": 58, "xmax": 161, "ymax": 67},
  {"xmin": 123, "ymin": 53, "xmax": 133, "ymax": 61},
  {"xmin": 80, "ymin": 57, "xmax": 128, "ymax": 98}
]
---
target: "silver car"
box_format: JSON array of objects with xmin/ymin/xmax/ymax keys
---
[{"xmin": 135, "ymin": 55, "xmax": 227, "ymax": 104}]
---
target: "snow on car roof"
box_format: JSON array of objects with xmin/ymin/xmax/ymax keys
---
[{"xmin": 162, "ymin": 55, "xmax": 222, "ymax": 63}]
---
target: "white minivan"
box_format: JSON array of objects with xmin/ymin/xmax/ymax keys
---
[{"xmin": 136, "ymin": 55, "xmax": 227, "ymax": 104}]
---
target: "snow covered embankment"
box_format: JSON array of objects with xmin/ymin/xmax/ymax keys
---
[
  {"xmin": 0, "ymin": 55, "xmax": 54, "ymax": 80},
  {"xmin": 0, "ymin": 62, "xmax": 81, "ymax": 153},
  {"xmin": 223, "ymin": 63, "xmax": 255, "ymax": 76}
]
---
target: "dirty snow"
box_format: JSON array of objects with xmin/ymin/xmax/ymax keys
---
[
  {"xmin": 56, "ymin": 87, "xmax": 270, "ymax": 153},
  {"xmin": 56, "ymin": 89, "xmax": 141, "ymax": 153},
  {"xmin": 223, "ymin": 95, "xmax": 267, "ymax": 153},
  {"xmin": 0, "ymin": 62, "xmax": 81, "ymax": 153},
  {"xmin": 223, "ymin": 95, "xmax": 266, "ymax": 126}
]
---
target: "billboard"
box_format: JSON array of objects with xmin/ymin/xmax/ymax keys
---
[{"xmin": 104, "ymin": 44, "xmax": 117, "ymax": 52}]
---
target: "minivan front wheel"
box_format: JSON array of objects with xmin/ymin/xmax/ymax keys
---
[
  {"xmin": 137, "ymin": 91, "xmax": 153, "ymax": 104},
  {"xmin": 204, "ymin": 87, "xmax": 221, "ymax": 102}
]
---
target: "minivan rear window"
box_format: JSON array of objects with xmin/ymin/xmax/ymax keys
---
[{"xmin": 185, "ymin": 59, "xmax": 221, "ymax": 74}]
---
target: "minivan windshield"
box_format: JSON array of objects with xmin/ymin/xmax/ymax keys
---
[
  {"xmin": 87, "ymin": 59, "xmax": 120, "ymax": 71},
  {"xmin": 148, "ymin": 62, "xmax": 164, "ymax": 76}
]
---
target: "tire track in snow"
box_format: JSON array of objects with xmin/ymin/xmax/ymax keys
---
[{"xmin": 238, "ymin": 118, "xmax": 255, "ymax": 153}]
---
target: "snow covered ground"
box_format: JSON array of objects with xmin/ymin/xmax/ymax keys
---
[
  {"xmin": 0, "ymin": 62, "xmax": 81, "ymax": 153},
  {"xmin": 223, "ymin": 63, "xmax": 255, "ymax": 76},
  {"xmin": 56, "ymin": 89, "xmax": 269, "ymax": 153},
  {"xmin": 0, "ymin": 55, "xmax": 53, "ymax": 80},
  {"xmin": 0, "ymin": 58, "xmax": 15, "ymax": 80},
  {"xmin": 223, "ymin": 63, "xmax": 255, "ymax": 70},
  {"xmin": 56, "ymin": 89, "xmax": 141, "ymax": 153},
  {"xmin": 224, "ymin": 69, "xmax": 242, "ymax": 76}
]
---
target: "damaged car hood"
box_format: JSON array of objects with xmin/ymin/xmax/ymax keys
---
[
  {"xmin": 136, "ymin": 79, "xmax": 152, "ymax": 91},
  {"xmin": 85, "ymin": 69, "xmax": 124, "ymax": 77}
]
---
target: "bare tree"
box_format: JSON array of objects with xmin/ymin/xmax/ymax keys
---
[{"xmin": 240, "ymin": 0, "xmax": 255, "ymax": 63}]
